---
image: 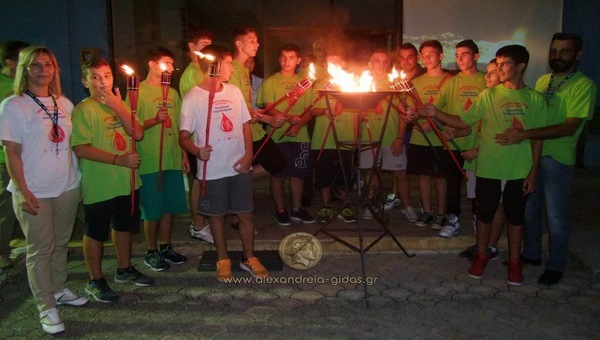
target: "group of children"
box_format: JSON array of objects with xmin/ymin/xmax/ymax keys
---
[{"xmin": 0, "ymin": 28, "xmax": 596, "ymax": 334}]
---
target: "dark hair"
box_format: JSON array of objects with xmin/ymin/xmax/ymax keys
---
[
  {"xmin": 489, "ymin": 58, "xmax": 497, "ymax": 64},
  {"xmin": 0, "ymin": 40, "xmax": 30, "ymax": 67},
  {"xmin": 81, "ymin": 56, "xmax": 111, "ymax": 80},
  {"xmin": 198, "ymin": 45, "xmax": 232, "ymax": 73},
  {"xmin": 399, "ymin": 43, "xmax": 418, "ymax": 54},
  {"xmin": 495, "ymin": 45, "xmax": 529, "ymax": 68},
  {"xmin": 279, "ymin": 43, "xmax": 301, "ymax": 57},
  {"xmin": 419, "ymin": 40, "xmax": 443, "ymax": 54},
  {"xmin": 146, "ymin": 47, "xmax": 175, "ymax": 63},
  {"xmin": 551, "ymin": 32, "xmax": 583, "ymax": 53},
  {"xmin": 456, "ymin": 39, "xmax": 479, "ymax": 54},
  {"xmin": 233, "ymin": 27, "xmax": 258, "ymax": 43},
  {"xmin": 184, "ymin": 27, "xmax": 214, "ymax": 44}
]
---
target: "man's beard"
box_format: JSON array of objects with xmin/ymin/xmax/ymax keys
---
[{"xmin": 550, "ymin": 58, "xmax": 575, "ymax": 72}]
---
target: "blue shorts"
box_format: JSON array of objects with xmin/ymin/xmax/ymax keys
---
[
  {"xmin": 198, "ymin": 173, "xmax": 254, "ymax": 216},
  {"xmin": 140, "ymin": 170, "xmax": 187, "ymax": 221},
  {"xmin": 273, "ymin": 142, "xmax": 310, "ymax": 178},
  {"xmin": 83, "ymin": 192, "xmax": 141, "ymax": 242}
]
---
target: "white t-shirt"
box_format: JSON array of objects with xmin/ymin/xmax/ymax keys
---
[
  {"xmin": 179, "ymin": 83, "xmax": 251, "ymax": 180},
  {"xmin": 0, "ymin": 94, "xmax": 80, "ymax": 198}
]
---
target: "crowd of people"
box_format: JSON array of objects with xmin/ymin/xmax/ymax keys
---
[{"xmin": 0, "ymin": 28, "xmax": 596, "ymax": 334}]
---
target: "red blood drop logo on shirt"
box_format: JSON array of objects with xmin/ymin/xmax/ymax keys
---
[
  {"xmin": 374, "ymin": 103, "xmax": 383, "ymax": 115},
  {"xmin": 220, "ymin": 114, "xmax": 233, "ymax": 132},
  {"xmin": 428, "ymin": 96, "xmax": 435, "ymax": 104},
  {"xmin": 49, "ymin": 125, "xmax": 65, "ymax": 143},
  {"xmin": 464, "ymin": 98, "xmax": 473, "ymax": 111},
  {"xmin": 164, "ymin": 115, "xmax": 172, "ymax": 128},
  {"xmin": 113, "ymin": 131, "xmax": 127, "ymax": 151},
  {"xmin": 511, "ymin": 116, "xmax": 524, "ymax": 130}
]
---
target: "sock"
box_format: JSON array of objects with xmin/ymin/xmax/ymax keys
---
[{"xmin": 159, "ymin": 244, "xmax": 169, "ymax": 252}]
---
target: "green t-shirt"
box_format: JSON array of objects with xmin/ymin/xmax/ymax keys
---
[
  {"xmin": 437, "ymin": 72, "xmax": 486, "ymax": 151},
  {"xmin": 127, "ymin": 81, "xmax": 182, "ymax": 175},
  {"xmin": 535, "ymin": 71, "xmax": 597, "ymax": 165},
  {"xmin": 71, "ymin": 98, "xmax": 142, "ymax": 204},
  {"xmin": 310, "ymin": 88, "xmax": 357, "ymax": 150},
  {"xmin": 256, "ymin": 72, "xmax": 311, "ymax": 143},
  {"xmin": 408, "ymin": 73, "xmax": 450, "ymax": 147},
  {"xmin": 360, "ymin": 78, "xmax": 400, "ymax": 147},
  {"xmin": 179, "ymin": 62, "xmax": 204, "ymax": 99},
  {"xmin": 0, "ymin": 73, "xmax": 14, "ymax": 164},
  {"xmin": 228, "ymin": 59, "xmax": 265, "ymax": 141},
  {"xmin": 462, "ymin": 85, "xmax": 548, "ymax": 180}
]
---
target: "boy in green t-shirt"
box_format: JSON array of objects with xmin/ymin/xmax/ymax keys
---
[
  {"xmin": 257, "ymin": 43, "xmax": 314, "ymax": 226},
  {"xmin": 72, "ymin": 57, "xmax": 154, "ymax": 303},
  {"xmin": 415, "ymin": 45, "xmax": 546, "ymax": 286},
  {"xmin": 129, "ymin": 47, "xmax": 189, "ymax": 272}
]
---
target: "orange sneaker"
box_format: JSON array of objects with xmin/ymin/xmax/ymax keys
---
[
  {"xmin": 216, "ymin": 259, "xmax": 233, "ymax": 282},
  {"xmin": 240, "ymin": 257, "xmax": 270, "ymax": 279}
]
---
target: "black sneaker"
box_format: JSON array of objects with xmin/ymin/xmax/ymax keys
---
[
  {"xmin": 430, "ymin": 214, "xmax": 447, "ymax": 230},
  {"xmin": 537, "ymin": 269, "xmax": 563, "ymax": 285},
  {"xmin": 290, "ymin": 207, "xmax": 316, "ymax": 224},
  {"xmin": 114, "ymin": 266, "xmax": 155, "ymax": 287},
  {"xmin": 160, "ymin": 245, "xmax": 187, "ymax": 265},
  {"xmin": 275, "ymin": 210, "xmax": 291, "ymax": 226},
  {"xmin": 144, "ymin": 251, "xmax": 170, "ymax": 271},
  {"xmin": 337, "ymin": 208, "xmax": 356, "ymax": 223},
  {"xmin": 459, "ymin": 244, "xmax": 499, "ymax": 261},
  {"xmin": 415, "ymin": 212, "xmax": 434, "ymax": 228},
  {"xmin": 85, "ymin": 278, "xmax": 119, "ymax": 303}
]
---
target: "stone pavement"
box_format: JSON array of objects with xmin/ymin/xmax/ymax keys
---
[{"xmin": 1, "ymin": 168, "xmax": 599, "ymax": 338}]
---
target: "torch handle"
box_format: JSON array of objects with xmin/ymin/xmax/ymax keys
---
[{"xmin": 201, "ymin": 78, "xmax": 217, "ymax": 197}]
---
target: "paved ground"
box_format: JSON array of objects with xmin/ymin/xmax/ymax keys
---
[{"xmin": 1, "ymin": 168, "xmax": 599, "ymax": 338}]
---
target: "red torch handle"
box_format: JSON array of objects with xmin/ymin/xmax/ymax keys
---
[{"xmin": 201, "ymin": 78, "xmax": 217, "ymax": 197}]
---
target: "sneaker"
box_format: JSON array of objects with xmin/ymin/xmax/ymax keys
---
[
  {"xmin": 39, "ymin": 308, "xmax": 64, "ymax": 334},
  {"xmin": 362, "ymin": 207, "xmax": 373, "ymax": 220},
  {"xmin": 160, "ymin": 245, "xmax": 187, "ymax": 265},
  {"xmin": 439, "ymin": 214, "xmax": 460, "ymax": 238},
  {"xmin": 189, "ymin": 223, "xmax": 214, "ymax": 243},
  {"xmin": 240, "ymin": 257, "xmax": 270, "ymax": 279},
  {"xmin": 337, "ymin": 208, "xmax": 356, "ymax": 223},
  {"xmin": 55, "ymin": 288, "xmax": 88, "ymax": 306},
  {"xmin": 459, "ymin": 245, "xmax": 499, "ymax": 261},
  {"xmin": 275, "ymin": 210, "xmax": 291, "ymax": 226},
  {"xmin": 537, "ymin": 269, "xmax": 563, "ymax": 286},
  {"xmin": 401, "ymin": 206, "xmax": 418, "ymax": 222},
  {"xmin": 290, "ymin": 207, "xmax": 316, "ymax": 224},
  {"xmin": 144, "ymin": 251, "xmax": 170, "ymax": 271},
  {"xmin": 468, "ymin": 252, "xmax": 488, "ymax": 279},
  {"xmin": 383, "ymin": 193, "xmax": 401, "ymax": 210},
  {"xmin": 507, "ymin": 259, "xmax": 524, "ymax": 286},
  {"xmin": 85, "ymin": 278, "xmax": 119, "ymax": 303},
  {"xmin": 231, "ymin": 222, "xmax": 259, "ymax": 236},
  {"xmin": 114, "ymin": 266, "xmax": 155, "ymax": 287},
  {"xmin": 216, "ymin": 259, "xmax": 233, "ymax": 282},
  {"xmin": 430, "ymin": 214, "xmax": 447, "ymax": 230},
  {"xmin": 415, "ymin": 212, "xmax": 434, "ymax": 228},
  {"xmin": 318, "ymin": 207, "xmax": 333, "ymax": 223}
]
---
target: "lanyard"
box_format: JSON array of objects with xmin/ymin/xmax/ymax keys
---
[
  {"xmin": 25, "ymin": 90, "xmax": 60, "ymax": 154},
  {"xmin": 545, "ymin": 70, "xmax": 576, "ymax": 101}
]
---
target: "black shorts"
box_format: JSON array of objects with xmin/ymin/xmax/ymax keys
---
[
  {"xmin": 407, "ymin": 144, "xmax": 444, "ymax": 177},
  {"xmin": 313, "ymin": 149, "xmax": 353, "ymax": 192},
  {"xmin": 476, "ymin": 177, "xmax": 528, "ymax": 225},
  {"xmin": 83, "ymin": 192, "xmax": 141, "ymax": 242},
  {"xmin": 273, "ymin": 142, "xmax": 310, "ymax": 178},
  {"xmin": 252, "ymin": 135, "xmax": 286, "ymax": 175}
]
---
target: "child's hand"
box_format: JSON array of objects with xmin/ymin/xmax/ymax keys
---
[
  {"xmin": 461, "ymin": 148, "xmax": 479, "ymax": 161},
  {"xmin": 197, "ymin": 146, "xmax": 212, "ymax": 161},
  {"xmin": 155, "ymin": 106, "xmax": 169, "ymax": 124},
  {"xmin": 233, "ymin": 154, "xmax": 252, "ymax": 173},
  {"xmin": 102, "ymin": 87, "xmax": 122, "ymax": 110},
  {"xmin": 115, "ymin": 152, "xmax": 140, "ymax": 169}
]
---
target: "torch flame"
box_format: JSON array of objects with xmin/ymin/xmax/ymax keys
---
[
  {"xmin": 327, "ymin": 62, "xmax": 374, "ymax": 92},
  {"xmin": 388, "ymin": 67, "xmax": 399, "ymax": 82},
  {"xmin": 122, "ymin": 64, "xmax": 135, "ymax": 76},
  {"xmin": 193, "ymin": 51, "xmax": 215, "ymax": 61},
  {"xmin": 308, "ymin": 63, "xmax": 316, "ymax": 81}
]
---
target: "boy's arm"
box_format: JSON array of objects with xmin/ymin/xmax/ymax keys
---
[
  {"xmin": 73, "ymin": 144, "xmax": 140, "ymax": 169},
  {"xmin": 103, "ymin": 88, "xmax": 144, "ymax": 140},
  {"xmin": 391, "ymin": 112, "xmax": 407, "ymax": 156},
  {"xmin": 419, "ymin": 103, "xmax": 469, "ymax": 130},
  {"xmin": 178, "ymin": 130, "xmax": 210, "ymax": 161},
  {"xmin": 494, "ymin": 117, "xmax": 583, "ymax": 145},
  {"xmin": 523, "ymin": 139, "xmax": 543, "ymax": 194},
  {"xmin": 233, "ymin": 122, "xmax": 253, "ymax": 173},
  {"xmin": 143, "ymin": 106, "xmax": 169, "ymax": 130}
]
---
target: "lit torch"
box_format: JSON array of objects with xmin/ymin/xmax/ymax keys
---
[
  {"xmin": 390, "ymin": 70, "xmax": 467, "ymax": 179},
  {"xmin": 157, "ymin": 63, "xmax": 171, "ymax": 191},
  {"xmin": 252, "ymin": 63, "xmax": 316, "ymax": 161},
  {"xmin": 193, "ymin": 51, "xmax": 220, "ymax": 197},
  {"xmin": 122, "ymin": 64, "xmax": 139, "ymax": 215}
]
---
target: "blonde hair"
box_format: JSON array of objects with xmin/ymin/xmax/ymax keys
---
[{"xmin": 14, "ymin": 45, "xmax": 62, "ymax": 97}]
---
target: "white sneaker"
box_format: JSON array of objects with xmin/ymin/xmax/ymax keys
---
[
  {"xmin": 401, "ymin": 206, "xmax": 418, "ymax": 222},
  {"xmin": 55, "ymin": 288, "xmax": 88, "ymax": 306},
  {"xmin": 362, "ymin": 207, "xmax": 374, "ymax": 220},
  {"xmin": 439, "ymin": 214, "xmax": 460, "ymax": 238},
  {"xmin": 383, "ymin": 193, "xmax": 401, "ymax": 210},
  {"xmin": 40, "ymin": 308, "xmax": 65, "ymax": 334},
  {"xmin": 189, "ymin": 223, "xmax": 214, "ymax": 243}
]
